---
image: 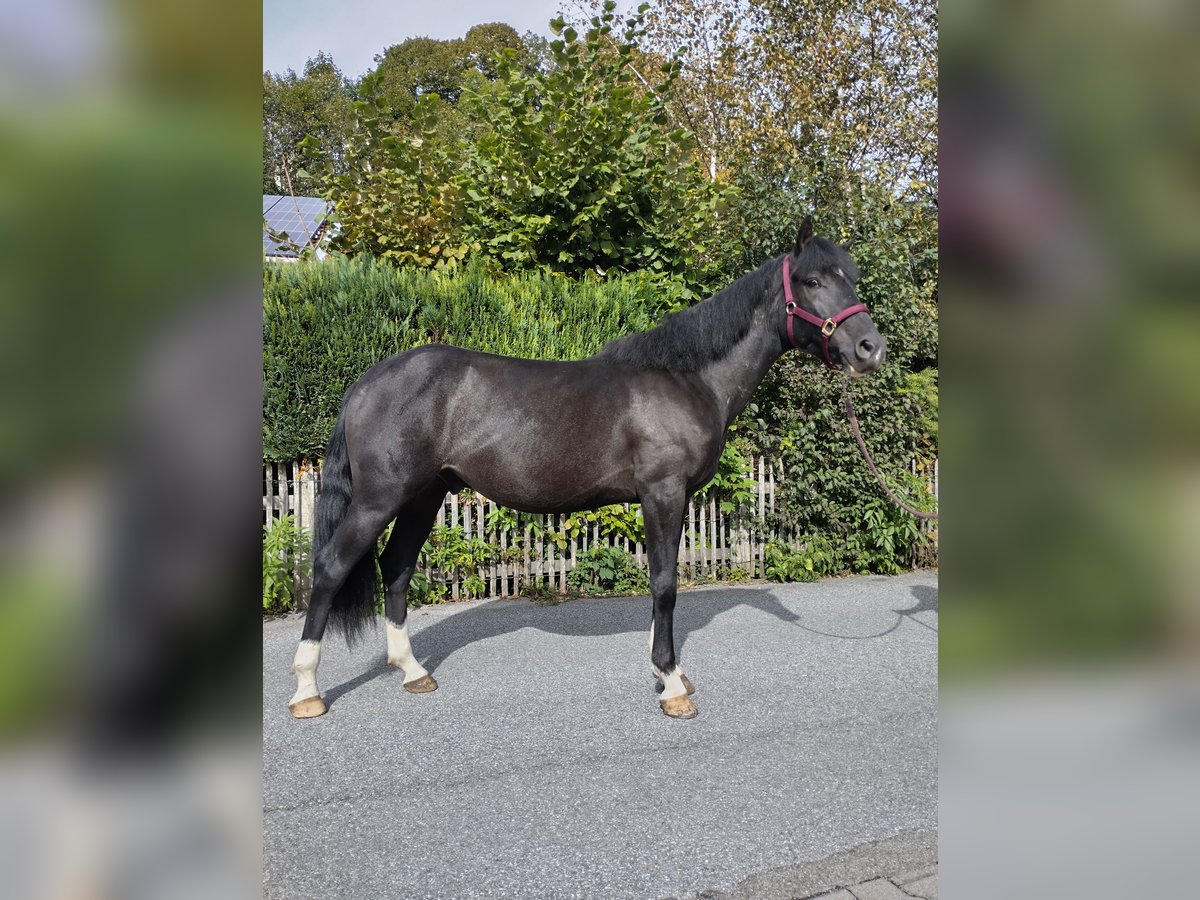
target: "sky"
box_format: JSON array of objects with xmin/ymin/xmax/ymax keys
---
[{"xmin": 263, "ymin": 0, "xmax": 574, "ymax": 78}]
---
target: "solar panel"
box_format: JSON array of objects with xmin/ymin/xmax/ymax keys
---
[{"xmin": 263, "ymin": 195, "xmax": 331, "ymax": 256}]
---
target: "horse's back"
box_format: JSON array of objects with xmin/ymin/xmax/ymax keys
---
[{"xmin": 350, "ymin": 343, "xmax": 658, "ymax": 411}]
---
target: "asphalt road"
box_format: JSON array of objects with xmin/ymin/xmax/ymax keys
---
[{"xmin": 263, "ymin": 573, "xmax": 937, "ymax": 899}]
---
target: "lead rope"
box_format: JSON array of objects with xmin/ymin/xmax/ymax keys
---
[{"xmin": 841, "ymin": 376, "xmax": 940, "ymax": 521}]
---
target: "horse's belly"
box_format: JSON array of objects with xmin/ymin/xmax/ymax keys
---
[{"xmin": 444, "ymin": 434, "xmax": 637, "ymax": 514}]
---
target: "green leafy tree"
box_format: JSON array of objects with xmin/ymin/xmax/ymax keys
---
[
  {"xmin": 642, "ymin": 0, "xmax": 937, "ymax": 206},
  {"xmin": 367, "ymin": 24, "xmax": 538, "ymax": 155},
  {"xmin": 311, "ymin": 87, "xmax": 470, "ymax": 266},
  {"xmin": 308, "ymin": 26, "xmax": 541, "ymax": 266},
  {"xmin": 456, "ymin": 2, "xmax": 731, "ymax": 286},
  {"xmin": 638, "ymin": 0, "xmax": 937, "ymax": 280},
  {"xmin": 371, "ymin": 24, "xmax": 529, "ymax": 116},
  {"xmin": 263, "ymin": 53, "xmax": 355, "ymax": 194},
  {"xmin": 306, "ymin": 5, "xmax": 731, "ymax": 288}
]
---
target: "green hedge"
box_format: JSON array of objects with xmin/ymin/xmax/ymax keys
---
[
  {"xmin": 743, "ymin": 363, "xmax": 938, "ymax": 574},
  {"xmin": 264, "ymin": 256, "xmax": 678, "ymax": 460}
]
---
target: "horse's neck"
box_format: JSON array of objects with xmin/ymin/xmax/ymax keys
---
[{"xmin": 696, "ymin": 311, "xmax": 783, "ymax": 429}]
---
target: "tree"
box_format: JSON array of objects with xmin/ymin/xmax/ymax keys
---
[
  {"xmin": 311, "ymin": 5, "xmax": 730, "ymax": 288},
  {"xmin": 370, "ymin": 24, "xmax": 530, "ymax": 122},
  {"xmin": 639, "ymin": 0, "xmax": 936, "ymax": 216},
  {"xmin": 455, "ymin": 2, "xmax": 730, "ymax": 285},
  {"xmin": 747, "ymin": 0, "xmax": 937, "ymax": 203},
  {"xmin": 263, "ymin": 53, "xmax": 355, "ymax": 194},
  {"xmin": 314, "ymin": 89, "xmax": 469, "ymax": 268}
]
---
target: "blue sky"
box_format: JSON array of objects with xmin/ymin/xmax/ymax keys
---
[{"xmin": 263, "ymin": 0, "xmax": 572, "ymax": 78}]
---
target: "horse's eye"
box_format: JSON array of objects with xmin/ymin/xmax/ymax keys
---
[{"xmin": 804, "ymin": 278, "xmax": 820, "ymax": 288}]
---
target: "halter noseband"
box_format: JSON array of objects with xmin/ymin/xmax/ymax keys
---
[{"xmin": 783, "ymin": 256, "xmax": 870, "ymax": 370}]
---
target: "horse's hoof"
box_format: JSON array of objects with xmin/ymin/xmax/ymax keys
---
[
  {"xmin": 289, "ymin": 695, "xmax": 327, "ymax": 718},
  {"xmin": 403, "ymin": 674, "xmax": 438, "ymax": 694},
  {"xmin": 660, "ymin": 694, "xmax": 698, "ymax": 719}
]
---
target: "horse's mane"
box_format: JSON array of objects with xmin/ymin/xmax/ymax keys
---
[{"xmin": 595, "ymin": 237, "xmax": 856, "ymax": 372}]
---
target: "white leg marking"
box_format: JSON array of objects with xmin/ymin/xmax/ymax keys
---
[
  {"xmin": 650, "ymin": 623, "xmax": 688, "ymax": 698},
  {"xmin": 386, "ymin": 620, "xmax": 429, "ymax": 684},
  {"xmin": 289, "ymin": 639, "xmax": 321, "ymax": 706},
  {"xmin": 654, "ymin": 664, "xmax": 688, "ymax": 700}
]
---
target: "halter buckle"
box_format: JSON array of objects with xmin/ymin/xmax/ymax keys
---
[{"xmin": 821, "ymin": 318, "xmax": 838, "ymax": 337}]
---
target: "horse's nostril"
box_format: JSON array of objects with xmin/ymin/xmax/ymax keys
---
[{"xmin": 856, "ymin": 338, "xmax": 875, "ymax": 360}]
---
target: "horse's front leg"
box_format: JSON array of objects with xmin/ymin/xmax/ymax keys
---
[{"xmin": 641, "ymin": 483, "xmax": 698, "ymax": 719}]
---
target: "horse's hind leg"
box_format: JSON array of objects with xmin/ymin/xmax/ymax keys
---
[
  {"xmin": 289, "ymin": 501, "xmax": 395, "ymax": 717},
  {"xmin": 379, "ymin": 484, "xmax": 446, "ymax": 693}
]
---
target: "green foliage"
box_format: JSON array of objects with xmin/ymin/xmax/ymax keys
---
[
  {"xmin": 263, "ymin": 516, "xmax": 310, "ymax": 614},
  {"xmin": 747, "ymin": 359, "xmax": 938, "ymax": 575},
  {"xmin": 897, "ymin": 368, "xmax": 939, "ymax": 444},
  {"xmin": 567, "ymin": 545, "xmax": 649, "ymax": 595},
  {"xmin": 376, "ymin": 37, "xmax": 470, "ymax": 110},
  {"xmin": 297, "ymin": 26, "xmax": 537, "ymax": 265},
  {"xmin": 844, "ymin": 496, "xmax": 926, "ymax": 575},
  {"xmin": 838, "ymin": 186, "xmax": 938, "ymax": 369},
  {"xmin": 455, "ymin": 3, "xmax": 731, "ymax": 287},
  {"xmin": 264, "ymin": 53, "xmax": 355, "ymax": 195},
  {"xmin": 706, "ymin": 439, "xmax": 758, "ymax": 513},
  {"xmin": 720, "ymin": 161, "xmax": 817, "ymax": 280},
  {"xmin": 425, "ymin": 524, "xmax": 494, "ymax": 599},
  {"xmin": 763, "ymin": 536, "xmax": 836, "ymax": 584},
  {"xmin": 404, "ymin": 569, "xmax": 439, "ymax": 607},
  {"xmin": 300, "ymin": 5, "xmax": 730, "ymax": 292},
  {"xmin": 372, "ymin": 24, "xmax": 531, "ymax": 118},
  {"xmin": 311, "ymin": 88, "xmax": 469, "ymax": 267},
  {"xmin": 551, "ymin": 506, "xmax": 645, "ymax": 549}
]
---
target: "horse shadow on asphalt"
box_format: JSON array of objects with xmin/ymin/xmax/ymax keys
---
[{"xmin": 322, "ymin": 580, "xmax": 937, "ymax": 710}]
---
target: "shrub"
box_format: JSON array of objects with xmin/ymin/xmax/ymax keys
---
[
  {"xmin": 567, "ymin": 545, "xmax": 649, "ymax": 596},
  {"xmin": 763, "ymin": 536, "xmax": 838, "ymax": 584},
  {"xmin": 425, "ymin": 524, "xmax": 494, "ymax": 599},
  {"xmin": 263, "ymin": 515, "xmax": 310, "ymax": 614}
]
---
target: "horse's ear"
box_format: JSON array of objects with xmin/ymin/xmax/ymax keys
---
[
  {"xmin": 794, "ymin": 215, "xmax": 814, "ymax": 254},
  {"xmin": 841, "ymin": 239, "xmax": 852, "ymax": 252}
]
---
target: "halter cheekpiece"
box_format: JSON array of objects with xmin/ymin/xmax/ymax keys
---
[{"xmin": 782, "ymin": 255, "xmax": 870, "ymax": 369}]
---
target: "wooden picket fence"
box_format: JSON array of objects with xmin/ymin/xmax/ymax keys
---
[{"xmin": 263, "ymin": 456, "xmax": 937, "ymax": 605}]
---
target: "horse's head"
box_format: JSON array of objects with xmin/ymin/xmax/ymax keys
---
[{"xmin": 779, "ymin": 216, "xmax": 886, "ymax": 375}]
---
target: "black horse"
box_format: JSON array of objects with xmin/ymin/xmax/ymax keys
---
[{"xmin": 288, "ymin": 216, "xmax": 886, "ymax": 720}]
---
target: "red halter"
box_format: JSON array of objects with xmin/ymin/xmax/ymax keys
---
[{"xmin": 782, "ymin": 256, "xmax": 870, "ymax": 369}]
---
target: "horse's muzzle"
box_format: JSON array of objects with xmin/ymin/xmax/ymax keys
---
[{"xmin": 847, "ymin": 340, "xmax": 886, "ymax": 375}]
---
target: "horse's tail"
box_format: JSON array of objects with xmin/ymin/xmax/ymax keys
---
[{"xmin": 314, "ymin": 409, "xmax": 378, "ymax": 646}]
